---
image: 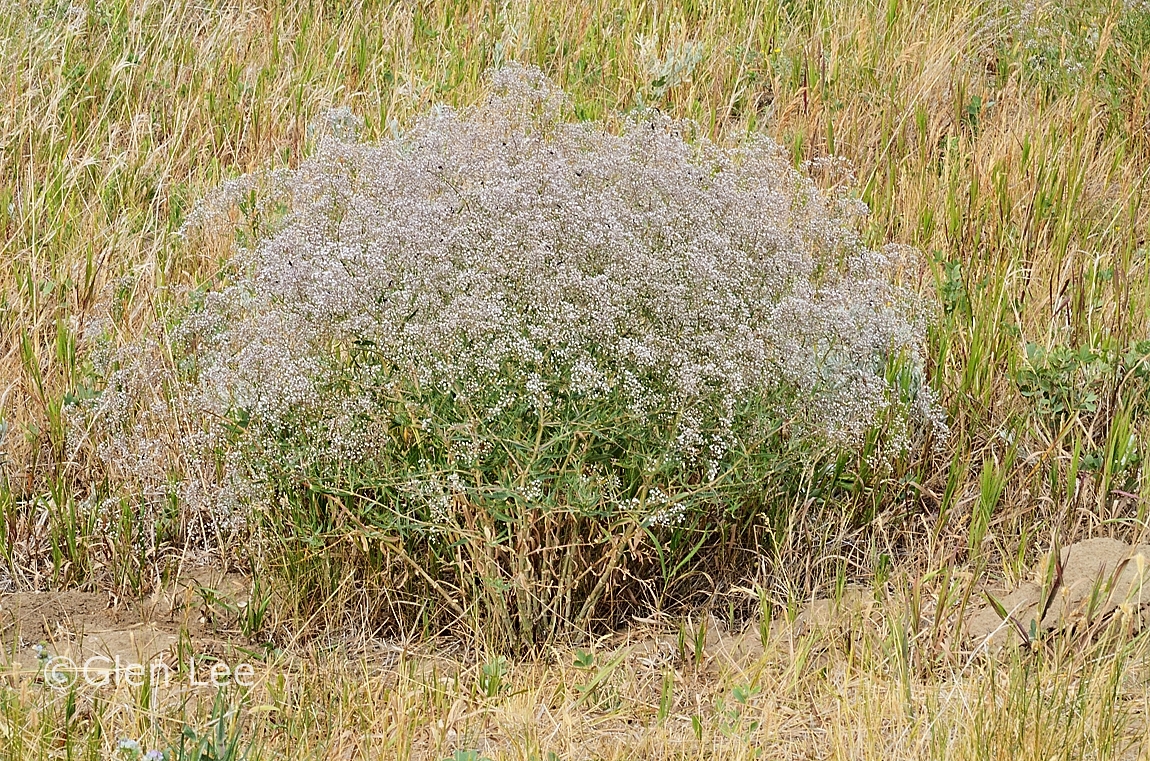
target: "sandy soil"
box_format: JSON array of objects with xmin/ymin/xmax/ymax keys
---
[
  {"xmin": 0, "ymin": 570, "xmax": 250, "ymax": 679},
  {"xmin": 4, "ymin": 536, "xmax": 1150, "ymax": 681}
]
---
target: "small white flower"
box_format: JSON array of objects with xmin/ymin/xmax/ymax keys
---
[{"xmin": 117, "ymin": 738, "xmax": 142, "ymax": 756}]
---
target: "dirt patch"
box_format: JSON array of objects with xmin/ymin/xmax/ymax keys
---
[
  {"xmin": 965, "ymin": 537, "xmax": 1150, "ymax": 648},
  {"xmin": 792, "ymin": 588, "xmax": 882, "ymax": 634},
  {"xmin": 626, "ymin": 615, "xmax": 768, "ymax": 673},
  {"xmin": 738, "ymin": 537, "xmax": 1150, "ymax": 657},
  {"xmin": 6, "ymin": 536, "xmax": 1149, "ymax": 675},
  {"xmin": 0, "ymin": 571, "xmax": 250, "ymax": 671}
]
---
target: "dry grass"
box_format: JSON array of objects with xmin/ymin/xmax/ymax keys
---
[
  {"xmin": 1, "ymin": 0, "xmax": 1150, "ymax": 757},
  {"xmin": 4, "ymin": 579, "xmax": 1150, "ymax": 759}
]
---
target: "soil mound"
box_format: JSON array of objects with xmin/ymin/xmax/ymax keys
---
[{"xmin": 965, "ymin": 537, "xmax": 1150, "ymax": 648}]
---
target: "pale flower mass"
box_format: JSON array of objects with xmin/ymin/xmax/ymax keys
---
[{"xmin": 82, "ymin": 64, "xmax": 945, "ymax": 535}]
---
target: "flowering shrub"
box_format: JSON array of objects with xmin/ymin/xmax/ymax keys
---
[{"xmin": 84, "ymin": 66, "xmax": 943, "ymax": 647}]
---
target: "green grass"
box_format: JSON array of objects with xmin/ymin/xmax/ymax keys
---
[{"xmin": 2, "ymin": 0, "xmax": 1147, "ymax": 584}]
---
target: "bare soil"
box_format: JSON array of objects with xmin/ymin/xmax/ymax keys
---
[
  {"xmin": 965, "ymin": 537, "xmax": 1150, "ymax": 648},
  {"xmin": 0, "ymin": 570, "xmax": 250, "ymax": 675},
  {"xmin": 3, "ymin": 536, "xmax": 1149, "ymax": 679}
]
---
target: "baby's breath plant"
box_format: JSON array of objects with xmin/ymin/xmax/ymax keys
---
[{"xmin": 84, "ymin": 65, "xmax": 943, "ymax": 648}]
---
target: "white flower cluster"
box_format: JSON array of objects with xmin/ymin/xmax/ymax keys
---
[
  {"xmin": 995, "ymin": 0, "xmax": 1146, "ymax": 88},
  {"xmin": 91, "ymin": 65, "xmax": 945, "ymax": 530}
]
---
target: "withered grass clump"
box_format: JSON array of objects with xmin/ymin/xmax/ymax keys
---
[{"xmin": 78, "ymin": 66, "xmax": 941, "ymax": 649}]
